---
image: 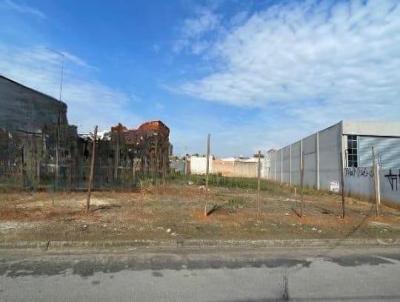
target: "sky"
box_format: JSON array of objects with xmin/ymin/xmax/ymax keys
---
[{"xmin": 0, "ymin": 0, "xmax": 399, "ymax": 157}]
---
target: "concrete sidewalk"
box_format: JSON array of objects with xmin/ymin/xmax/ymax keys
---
[{"xmin": 1, "ymin": 237, "xmax": 399, "ymax": 251}]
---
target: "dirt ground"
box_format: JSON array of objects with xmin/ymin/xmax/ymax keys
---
[{"xmin": 1, "ymin": 182, "xmax": 400, "ymax": 242}]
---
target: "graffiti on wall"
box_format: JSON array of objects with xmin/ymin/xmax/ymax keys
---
[
  {"xmin": 344, "ymin": 167, "xmax": 374, "ymax": 178},
  {"xmin": 384, "ymin": 169, "xmax": 399, "ymax": 191}
]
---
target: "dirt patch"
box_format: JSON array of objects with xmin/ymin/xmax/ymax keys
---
[{"xmin": 0, "ymin": 183, "xmax": 399, "ymax": 242}]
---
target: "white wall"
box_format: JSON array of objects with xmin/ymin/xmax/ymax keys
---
[
  {"xmin": 381, "ymin": 168, "xmax": 400, "ymax": 206},
  {"xmin": 344, "ymin": 167, "xmax": 400, "ymax": 206},
  {"xmin": 260, "ymin": 157, "xmax": 270, "ymax": 179},
  {"xmin": 344, "ymin": 167, "xmax": 375, "ymax": 201},
  {"xmin": 189, "ymin": 156, "xmax": 213, "ymax": 175}
]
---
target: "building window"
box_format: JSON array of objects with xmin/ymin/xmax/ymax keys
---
[{"xmin": 347, "ymin": 135, "xmax": 358, "ymax": 167}]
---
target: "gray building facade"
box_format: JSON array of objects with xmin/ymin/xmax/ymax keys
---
[
  {"xmin": 267, "ymin": 121, "xmax": 400, "ymax": 190},
  {"xmin": 0, "ymin": 75, "xmax": 68, "ymax": 132}
]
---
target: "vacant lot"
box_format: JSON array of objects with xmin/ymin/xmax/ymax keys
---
[{"xmin": 1, "ymin": 180, "xmax": 400, "ymax": 242}]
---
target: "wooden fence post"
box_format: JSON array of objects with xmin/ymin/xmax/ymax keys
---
[
  {"xmin": 340, "ymin": 151, "xmax": 346, "ymax": 218},
  {"xmin": 55, "ymin": 112, "xmax": 61, "ymax": 190},
  {"xmin": 86, "ymin": 126, "xmax": 98, "ymax": 213},
  {"xmin": 257, "ymin": 150, "xmax": 261, "ymax": 219},
  {"xmin": 300, "ymin": 151, "xmax": 304, "ymax": 217},
  {"xmin": 204, "ymin": 134, "xmax": 211, "ymax": 216},
  {"xmin": 372, "ymin": 147, "xmax": 381, "ymax": 216}
]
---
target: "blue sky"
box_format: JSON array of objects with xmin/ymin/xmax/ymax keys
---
[{"xmin": 0, "ymin": 0, "xmax": 399, "ymax": 156}]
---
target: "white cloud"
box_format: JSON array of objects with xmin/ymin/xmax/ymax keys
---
[
  {"xmin": 0, "ymin": 45, "xmax": 141, "ymax": 132},
  {"xmin": 173, "ymin": 8, "xmax": 221, "ymax": 54},
  {"xmin": 0, "ymin": 0, "xmax": 46, "ymax": 19},
  {"xmin": 176, "ymin": 0, "xmax": 400, "ymax": 119}
]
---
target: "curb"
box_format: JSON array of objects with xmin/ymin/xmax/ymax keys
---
[{"xmin": 1, "ymin": 238, "xmax": 399, "ymax": 250}]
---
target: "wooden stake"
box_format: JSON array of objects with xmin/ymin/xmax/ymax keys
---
[
  {"xmin": 132, "ymin": 159, "xmax": 136, "ymax": 186},
  {"xmin": 300, "ymin": 151, "xmax": 304, "ymax": 218},
  {"xmin": 86, "ymin": 125, "xmax": 97, "ymax": 213},
  {"xmin": 204, "ymin": 134, "xmax": 211, "ymax": 216},
  {"xmin": 339, "ymin": 151, "xmax": 346, "ymax": 219},
  {"xmin": 55, "ymin": 112, "xmax": 61, "ymax": 191},
  {"xmin": 154, "ymin": 135, "xmax": 158, "ymax": 186},
  {"xmin": 162, "ymin": 152, "xmax": 167, "ymax": 186},
  {"xmin": 114, "ymin": 131, "xmax": 119, "ymax": 181},
  {"xmin": 372, "ymin": 147, "xmax": 380, "ymax": 216},
  {"xmin": 257, "ymin": 150, "xmax": 261, "ymax": 219}
]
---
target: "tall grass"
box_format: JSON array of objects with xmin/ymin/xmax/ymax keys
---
[{"xmin": 167, "ymin": 173, "xmax": 330, "ymax": 197}]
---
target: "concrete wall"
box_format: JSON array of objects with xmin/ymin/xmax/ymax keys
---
[
  {"xmin": 302, "ymin": 133, "xmax": 318, "ymax": 188},
  {"xmin": 170, "ymin": 158, "xmax": 186, "ymax": 174},
  {"xmin": 344, "ymin": 167, "xmax": 375, "ymax": 201},
  {"xmin": 213, "ymin": 159, "xmax": 258, "ymax": 178},
  {"xmin": 282, "ymin": 146, "xmax": 290, "ymax": 184},
  {"xmin": 382, "ymin": 168, "xmax": 400, "ymax": 206},
  {"xmin": 267, "ymin": 121, "xmax": 342, "ymax": 190},
  {"xmin": 0, "ymin": 76, "xmax": 68, "ymax": 132},
  {"xmin": 213, "ymin": 160, "xmax": 234, "ymax": 176},
  {"xmin": 260, "ymin": 157, "xmax": 270, "ymax": 179},
  {"xmin": 277, "ymin": 150, "xmax": 282, "ymax": 182},
  {"xmin": 344, "ymin": 167, "xmax": 400, "ymax": 206},
  {"xmin": 291, "ymin": 141, "xmax": 301, "ymax": 185},
  {"xmin": 233, "ymin": 161, "xmax": 258, "ymax": 178},
  {"xmin": 189, "ymin": 156, "xmax": 213, "ymax": 175},
  {"xmin": 319, "ymin": 123, "xmax": 342, "ymax": 189}
]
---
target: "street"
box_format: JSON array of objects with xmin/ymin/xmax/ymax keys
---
[{"xmin": 1, "ymin": 247, "xmax": 400, "ymax": 301}]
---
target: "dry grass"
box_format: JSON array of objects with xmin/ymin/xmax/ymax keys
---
[{"xmin": 0, "ymin": 183, "xmax": 400, "ymax": 242}]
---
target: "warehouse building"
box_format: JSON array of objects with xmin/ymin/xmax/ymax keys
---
[{"xmin": 267, "ymin": 121, "xmax": 400, "ymax": 191}]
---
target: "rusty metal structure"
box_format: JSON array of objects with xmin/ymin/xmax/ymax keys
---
[
  {"xmin": 113, "ymin": 120, "xmax": 170, "ymax": 181},
  {"xmin": 0, "ymin": 75, "xmax": 171, "ymax": 190}
]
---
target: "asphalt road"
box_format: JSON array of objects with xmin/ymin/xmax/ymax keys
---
[{"xmin": 1, "ymin": 247, "xmax": 400, "ymax": 301}]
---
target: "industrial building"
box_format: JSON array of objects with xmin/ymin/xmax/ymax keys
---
[
  {"xmin": 266, "ymin": 121, "xmax": 400, "ymax": 191},
  {"xmin": 0, "ymin": 75, "xmax": 171, "ymax": 190}
]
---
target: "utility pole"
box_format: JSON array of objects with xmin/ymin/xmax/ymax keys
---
[
  {"xmin": 204, "ymin": 134, "xmax": 211, "ymax": 216},
  {"xmin": 86, "ymin": 126, "xmax": 97, "ymax": 213}
]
